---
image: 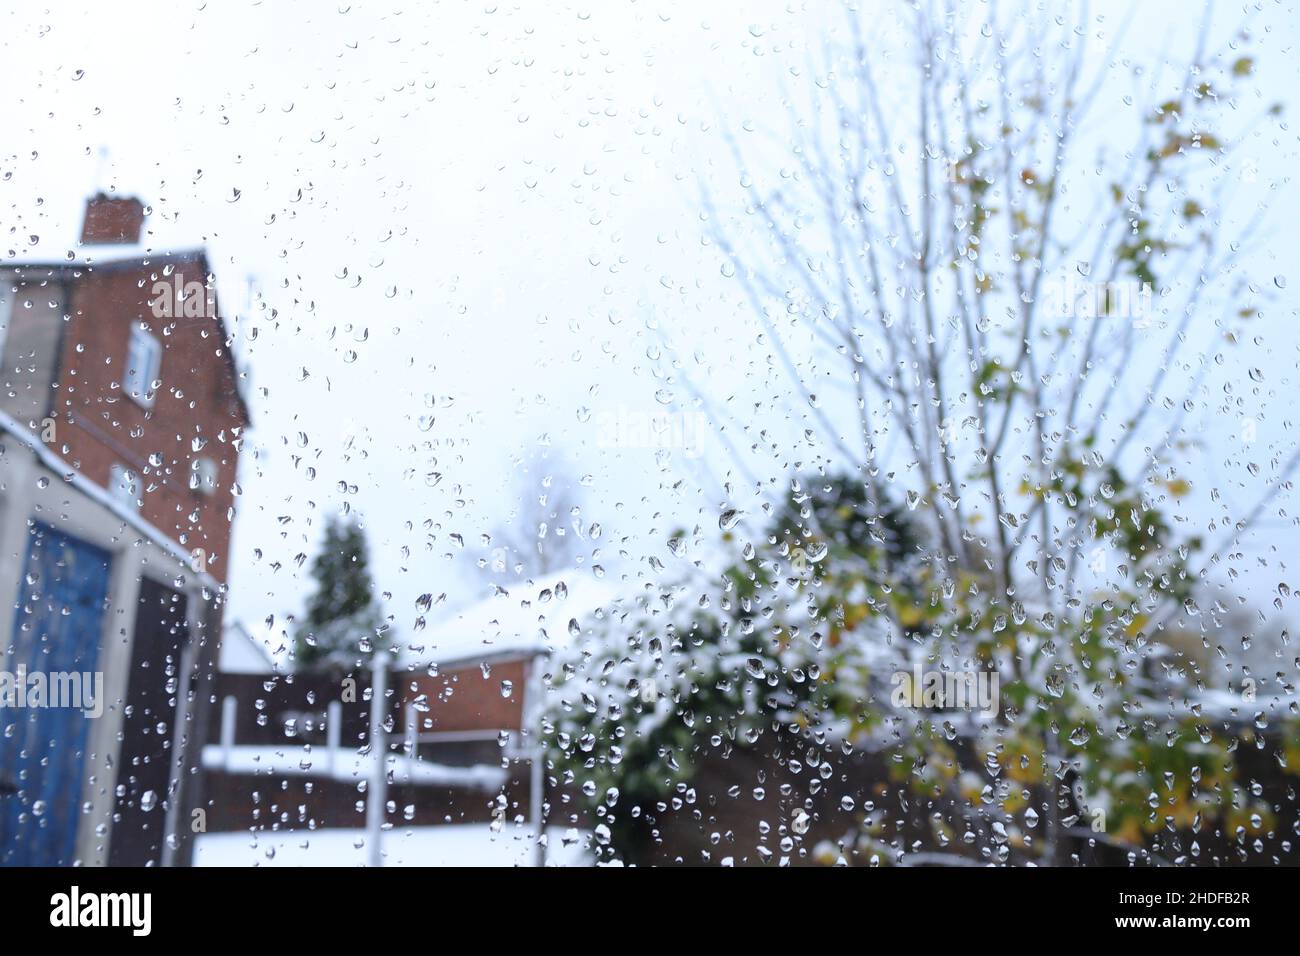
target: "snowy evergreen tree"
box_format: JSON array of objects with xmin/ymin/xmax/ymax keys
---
[{"xmin": 294, "ymin": 515, "xmax": 387, "ymax": 670}]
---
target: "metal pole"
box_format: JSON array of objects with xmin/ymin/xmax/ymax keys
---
[
  {"xmin": 326, "ymin": 699, "xmax": 341, "ymax": 777},
  {"xmin": 527, "ymin": 656, "xmax": 546, "ymax": 868},
  {"xmin": 366, "ymin": 653, "xmax": 389, "ymax": 867},
  {"xmin": 529, "ymin": 738, "xmax": 544, "ymax": 868},
  {"xmin": 220, "ymin": 695, "xmax": 237, "ymax": 770},
  {"xmin": 403, "ymin": 701, "xmax": 418, "ymax": 759}
]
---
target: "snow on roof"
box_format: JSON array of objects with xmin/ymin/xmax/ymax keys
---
[
  {"xmin": 396, "ymin": 568, "xmax": 626, "ymax": 669},
  {"xmin": 2, "ymin": 194, "xmax": 252, "ymax": 424},
  {"xmin": 218, "ymin": 621, "xmax": 277, "ymax": 675},
  {"xmin": 4, "ymin": 243, "xmax": 207, "ymax": 271}
]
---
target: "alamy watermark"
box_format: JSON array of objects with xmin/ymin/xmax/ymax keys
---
[
  {"xmin": 1040, "ymin": 273, "xmax": 1154, "ymax": 327},
  {"xmin": 150, "ymin": 273, "xmax": 218, "ymax": 320},
  {"xmin": 595, "ymin": 408, "xmax": 708, "ymax": 459},
  {"xmin": 0, "ymin": 666, "xmax": 104, "ymax": 718},
  {"xmin": 49, "ymin": 886, "xmax": 151, "ymax": 936},
  {"xmin": 890, "ymin": 662, "xmax": 1000, "ymax": 718}
]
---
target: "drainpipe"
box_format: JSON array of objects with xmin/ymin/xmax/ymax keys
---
[
  {"xmin": 326, "ymin": 700, "xmax": 341, "ymax": 778},
  {"xmin": 403, "ymin": 702, "xmax": 418, "ymax": 759},
  {"xmin": 365, "ymin": 652, "xmax": 390, "ymax": 867},
  {"xmin": 526, "ymin": 654, "xmax": 546, "ymax": 868}
]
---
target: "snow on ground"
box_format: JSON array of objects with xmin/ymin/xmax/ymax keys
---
[
  {"xmin": 200, "ymin": 744, "xmax": 508, "ymax": 789},
  {"xmin": 194, "ymin": 824, "xmax": 593, "ymax": 867}
]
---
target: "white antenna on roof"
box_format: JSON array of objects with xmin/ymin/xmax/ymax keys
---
[{"xmin": 93, "ymin": 145, "xmax": 111, "ymax": 193}]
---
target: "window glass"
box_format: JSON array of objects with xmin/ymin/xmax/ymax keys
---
[
  {"xmin": 0, "ymin": 0, "xmax": 1295, "ymax": 883},
  {"xmin": 191, "ymin": 457, "xmax": 219, "ymax": 496},
  {"xmin": 122, "ymin": 324, "xmax": 159, "ymax": 406}
]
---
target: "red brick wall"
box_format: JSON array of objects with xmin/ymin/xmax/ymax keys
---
[
  {"xmin": 80, "ymin": 195, "xmax": 145, "ymax": 245},
  {"xmin": 51, "ymin": 257, "xmax": 246, "ymax": 582},
  {"xmin": 400, "ymin": 657, "xmax": 530, "ymax": 734}
]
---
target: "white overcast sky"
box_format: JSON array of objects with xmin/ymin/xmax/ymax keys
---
[{"xmin": 1, "ymin": 0, "xmax": 1297, "ymax": 661}]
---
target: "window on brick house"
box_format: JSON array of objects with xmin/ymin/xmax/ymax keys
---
[
  {"xmin": 109, "ymin": 462, "xmax": 140, "ymax": 512},
  {"xmin": 123, "ymin": 324, "xmax": 160, "ymax": 406},
  {"xmin": 191, "ymin": 456, "xmax": 219, "ymax": 495}
]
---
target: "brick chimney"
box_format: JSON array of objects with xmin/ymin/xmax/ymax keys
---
[{"xmin": 80, "ymin": 193, "xmax": 145, "ymax": 245}]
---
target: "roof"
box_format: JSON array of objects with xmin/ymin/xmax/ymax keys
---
[
  {"xmin": 396, "ymin": 569, "xmax": 626, "ymax": 670},
  {"xmin": 5, "ymin": 244, "xmax": 206, "ymax": 271},
  {"xmin": 218, "ymin": 621, "xmax": 277, "ymax": 675},
  {"xmin": 2, "ymin": 197, "xmax": 251, "ymax": 426}
]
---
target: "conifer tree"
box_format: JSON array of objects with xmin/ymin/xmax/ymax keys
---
[{"xmin": 294, "ymin": 515, "xmax": 386, "ymax": 669}]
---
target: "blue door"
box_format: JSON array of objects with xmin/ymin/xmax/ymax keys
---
[{"xmin": 0, "ymin": 522, "xmax": 112, "ymax": 866}]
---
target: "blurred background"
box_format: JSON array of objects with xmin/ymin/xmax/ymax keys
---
[{"xmin": 1, "ymin": 0, "xmax": 1298, "ymax": 867}]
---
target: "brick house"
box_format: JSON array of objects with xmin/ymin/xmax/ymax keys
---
[
  {"xmin": 191, "ymin": 573, "xmax": 609, "ymax": 850},
  {"xmin": 393, "ymin": 571, "xmax": 619, "ymax": 836},
  {"xmin": 0, "ymin": 193, "xmax": 248, "ymax": 866}
]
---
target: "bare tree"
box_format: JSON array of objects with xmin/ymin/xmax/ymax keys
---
[
  {"xmin": 664, "ymin": 1, "xmax": 1295, "ymax": 863},
  {"xmin": 480, "ymin": 453, "xmax": 586, "ymax": 581}
]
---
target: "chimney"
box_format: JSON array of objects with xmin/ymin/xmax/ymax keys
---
[{"xmin": 80, "ymin": 193, "xmax": 145, "ymax": 245}]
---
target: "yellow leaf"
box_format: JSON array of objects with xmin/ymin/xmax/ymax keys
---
[{"xmin": 898, "ymin": 605, "xmax": 925, "ymax": 629}]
